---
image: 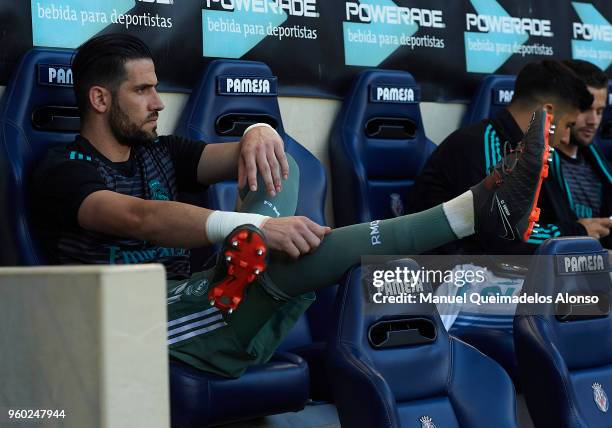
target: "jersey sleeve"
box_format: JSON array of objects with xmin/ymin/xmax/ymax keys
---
[
  {"xmin": 163, "ymin": 135, "xmax": 207, "ymax": 191},
  {"xmin": 31, "ymin": 158, "xmax": 107, "ymax": 229}
]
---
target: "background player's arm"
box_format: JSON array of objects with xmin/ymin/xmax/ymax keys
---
[{"xmin": 577, "ymin": 218, "xmax": 612, "ymax": 239}]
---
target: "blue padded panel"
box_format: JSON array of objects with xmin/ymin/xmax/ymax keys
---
[
  {"xmin": 449, "ymin": 323, "xmax": 519, "ymax": 383},
  {"xmin": 170, "ymin": 352, "xmax": 309, "ymax": 427},
  {"xmin": 0, "ymin": 47, "xmax": 77, "ymax": 266},
  {"xmin": 329, "ymin": 262, "xmax": 517, "ymax": 428},
  {"xmin": 594, "ymin": 80, "xmax": 612, "ymax": 162},
  {"xmin": 515, "ymin": 237, "xmax": 612, "ymax": 428},
  {"xmin": 329, "ymin": 70, "xmax": 436, "ymax": 227},
  {"xmin": 447, "ymin": 339, "xmax": 517, "ymax": 428},
  {"xmin": 366, "ymin": 179, "xmax": 414, "ymax": 220},
  {"xmin": 569, "ymin": 366, "xmax": 612, "ymax": 428},
  {"xmin": 174, "ymin": 59, "xmax": 326, "ymax": 227},
  {"xmin": 461, "ymin": 75, "xmax": 516, "ymax": 127}
]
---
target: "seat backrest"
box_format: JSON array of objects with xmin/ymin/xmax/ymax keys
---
[
  {"xmin": 174, "ymin": 59, "xmax": 326, "ymax": 226},
  {"xmin": 515, "ymin": 237, "xmax": 612, "ymax": 428},
  {"xmin": 328, "ymin": 260, "xmax": 517, "ymax": 428},
  {"xmin": 461, "ymin": 74, "xmax": 516, "ymax": 127},
  {"xmin": 329, "ymin": 70, "xmax": 436, "ymax": 227},
  {"xmin": 594, "ymin": 80, "xmax": 612, "ymax": 161},
  {"xmin": 0, "ymin": 48, "xmax": 78, "ymax": 266},
  {"xmin": 174, "ymin": 59, "xmax": 328, "ymax": 351}
]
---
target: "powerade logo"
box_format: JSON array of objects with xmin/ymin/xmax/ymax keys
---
[
  {"xmin": 494, "ymin": 88, "xmax": 514, "ymax": 105},
  {"xmin": 370, "ymin": 85, "xmax": 419, "ymax": 104},
  {"xmin": 573, "ymin": 22, "xmax": 612, "ymax": 42},
  {"xmin": 345, "ymin": 2, "xmax": 445, "ymax": 28},
  {"xmin": 571, "ymin": 2, "xmax": 612, "ymax": 71},
  {"xmin": 204, "ymin": 0, "xmax": 319, "ymax": 18},
  {"xmin": 466, "ymin": 14, "xmax": 553, "ymax": 37},
  {"xmin": 556, "ymin": 253, "xmax": 610, "ymax": 275},
  {"xmin": 464, "ymin": 0, "xmax": 555, "ymax": 74},
  {"xmin": 217, "ymin": 76, "xmax": 277, "ymax": 96},
  {"xmin": 38, "ymin": 64, "xmax": 73, "ymax": 87}
]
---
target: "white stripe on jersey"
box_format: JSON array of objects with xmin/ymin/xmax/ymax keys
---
[
  {"xmin": 168, "ymin": 314, "xmax": 224, "ymax": 338},
  {"xmin": 167, "ymin": 307, "xmax": 220, "ymax": 327},
  {"xmin": 167, "ymin": 320, "xmax": 227, "ymax": 346}
]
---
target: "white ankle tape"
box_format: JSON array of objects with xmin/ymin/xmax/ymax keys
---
[
  {"xmin": 205, "ymin": 211, "xmax": 269, "ymax": 244},
  {"xmin": 442, "ymin": 190, "xmax": 475, "ymax": 239}
]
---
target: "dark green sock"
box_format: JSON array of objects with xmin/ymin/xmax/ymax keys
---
[
  {"xmin": 266, "ymin": 205, "xmax": 458, "ymax": 296},
  {"xmin": 238, "ymin": 154, "xmax": 299, "ymax": 217},
  {"xmin": 237, "ymin": 153, "xmax": 460, "ymax": 298}
]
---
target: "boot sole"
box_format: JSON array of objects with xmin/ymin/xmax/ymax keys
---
[{"xmin": 207, "ymin": 224, "xmax": 268, "ymax": 313}]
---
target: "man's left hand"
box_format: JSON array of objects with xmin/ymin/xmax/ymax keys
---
[{"xmin": 238, "ymin": 125, "xmax": 289, "ymax": 197}]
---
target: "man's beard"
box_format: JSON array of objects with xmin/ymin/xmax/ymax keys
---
[
  {"xmin": 569, "ymin": 131, "xmax": 592, "ymax": 148},
  {"xmin": 109, "ymin": 101, "xmax": 158, "ymax": 147}
]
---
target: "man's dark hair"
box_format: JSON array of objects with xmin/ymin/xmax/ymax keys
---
[
  {"xmin": 72, "ymin": 34, "xmax": 153, "ymax": 117},
  {"xmin": 562, "ymin": 59, "xmax": 608, "ymax": 90},
  {"xmin": 512, "ymin": 60, "xmax": 593, "ymax": 112}
]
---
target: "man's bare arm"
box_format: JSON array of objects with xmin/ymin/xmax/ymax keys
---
[
  {"xmin": 78, "ymin": 190, "xmax": 330, "ymax": 256},
  {"xmin": 197, "ymin": 142, "xmax": 241, "ymax": 185},
  {"xmin": 78, "ymin": 190, "xmax": 215, "ymax": 248}
]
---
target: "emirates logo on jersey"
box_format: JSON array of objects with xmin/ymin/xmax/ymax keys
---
[{"xmin": 149, "ymin": 179, "xmax": 169, "ymax": 201}]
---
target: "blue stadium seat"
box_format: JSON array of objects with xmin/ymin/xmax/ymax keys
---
[
  {"xmin": 0, "ymin": 47, "xmax": 78, "ymax": 266},
  {"xmin": 329, "ymin": 70, "xmax": 436, "ymax": 227},
  {"xmin": 174, "ymin": 59, "xmax": 326, "ymax": 226},
  {"xmin": 170, "ymin": 351, "xmax": 309, "ymax": 428},
  {"xmin": 514, "ymin": 237, "xmax": 612, "ymax": 428},
  {"xmin": 461, "ymin": 74, "xmax": 516, "ymax": 127},
  {"xmin": 594, "ymin": 80, "xmax": 612, "ymax": 161},
  {"xmin": 172, "ymin": 60, "xmax": 336, "ymax": 421},
  {"xmin": 328, "ymin": 261, "xmax": 518, "ymax": 428}
]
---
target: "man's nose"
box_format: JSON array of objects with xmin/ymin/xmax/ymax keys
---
[
  {"xmin": 151, "ymin": 88, "xmax": 165, "ymax": 111},
  {"xmin": 585, "ymin": 110, "xmax": 597, "ymax": 125}
]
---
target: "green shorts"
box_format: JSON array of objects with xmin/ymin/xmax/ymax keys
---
[{"xmin": 166, "ymin": 269, "xmax": 315, "ymax": 378}]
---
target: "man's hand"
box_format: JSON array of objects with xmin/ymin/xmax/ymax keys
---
[
  {"xmin": 261, "ymin": 216, "xmax": 332, "ymax": 259},
  {"xmin": 578, "ymin": 218, "xmax": 612, "ymax": 239},
  {"xmin": 238, "ymin": 125, "xmax": 289, "ymax": 197}
]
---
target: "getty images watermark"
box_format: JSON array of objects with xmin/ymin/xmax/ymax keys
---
[{"xmin": 364, "ymin": 255, "xmax": 608, "ymax": 315}]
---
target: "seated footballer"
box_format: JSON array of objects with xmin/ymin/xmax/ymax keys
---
[{"xmin": 31, "ymin": 34, "xmax": 556, "ymax": 377}]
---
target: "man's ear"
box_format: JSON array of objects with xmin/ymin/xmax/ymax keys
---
[
  {"xmin": 543, "ymin": 103, "xmax": 554, "ymax": 114},
  {"xmin": 88, "ymin": 86, "xmax": 112, "ymax": 114}
]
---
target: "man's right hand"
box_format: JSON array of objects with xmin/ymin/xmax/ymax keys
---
[
  {"xmin": 578, "ymin": 218, "xmax": 612, "ymax": 239},
  {"xmin": 261, "ymin": 216, "xmax": 331, "ymax": 259}
]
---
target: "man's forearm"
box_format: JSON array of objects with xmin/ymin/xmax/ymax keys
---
[
  {"xmin": 133, "ymin": 200, "xmax": 267, "ymax": 249},
  {"xmin": 134, "ymin": 199, "xmax": 214, "ymax": 249}
]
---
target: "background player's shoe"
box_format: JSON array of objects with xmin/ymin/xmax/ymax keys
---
[
  {"xmin": 472, "ymin": 108, "xmax": 553, "ymax": 242},
  {"xmin": 208, "ymin": 224, "xmax": 268, "ymax": 313}
]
